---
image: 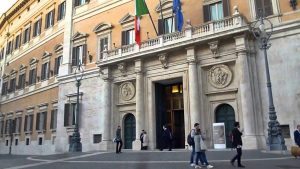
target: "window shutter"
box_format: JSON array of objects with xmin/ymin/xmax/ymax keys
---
[
  {"xmin": 11, "ymin": 39, "xmax": 14, "ymax": 53},
  {"xmin": 24, "ymin": 116, "xmax": 28, "ymax": 132},
  {"xmin": 52, "ymin": 9, "xmax": 55, "ymax": 25},
  {"xmin": 263, "ymin": 0, "xmax": 273, "ymax": 16},
  {"xmin": 158, "ymin": 19, "xmax": 164, "ymax": 35},
  {"xmin": 28, "ymin": 26, "xmax": 31, "ymax": 41},
  {"xmin": 121, "ymin": 31, "xmax": 126, "ymax": 46},
  {"xmin": 58, "ymin": 4, "xmax": 61, "ymax": 21},
  {"xmin": 50, "ymin": 110, "xmax": 54, "ymax": 129},
  {"xmin": 30, "ymin": 115, "xmax": 33, "ymax": 131},
  {"xmin": 75, "ymin": 0, "xmax": 79, "ymax": 7},
  {"xmin": 54, "ymin": 58, "xmax": 58, "ymax": 75},
  {"xmin": 64, "ymin": 104, "xmax": 70, "ymax": 126},
  {"xmin": 82, "ymin": 44, "xmax": 87, "ymax": 65},
  {"xmin": 222, "ymin": 0, "xmax": 230, "ymax": 17},
  {"xmin": 203, "ymin": 5, "xmax": 210, "ymax": 22},
  {"xmin": 48, "ymin": 62, "xmax": 50, "ymax": 78},
  {"xmin": 43, "ymin": 112, "xmax": 47, "ymax": 130},
  {"xmin": 72, "ymin": 47, "xmax": 77, "ymax": 66},
  {"xmin": 36, "ymin": 113, "xmax": 40, "ymax": 130}
]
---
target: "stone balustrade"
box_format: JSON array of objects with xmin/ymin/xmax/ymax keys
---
[{"xmin": 100, "ymin": 15, "xmax": 246, "ymax": 63}]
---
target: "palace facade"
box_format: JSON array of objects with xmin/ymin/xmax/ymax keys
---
[{"xmin": 0, "ymin": 0, "xmax": 299, "ymax": 154}]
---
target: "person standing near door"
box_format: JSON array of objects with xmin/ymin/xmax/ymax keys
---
[
  {"xmin": 160, "ymin": 125, "xmax": 172, "ymax": 151},
  {"xmin": 140, "ymin": 130, "xmax": 145, "ymax": 150},
  {"xmin": 115, "ymin": 125, "xmax": 123, "ymax": 154},
  {"xmin": 230, "ymin": 122, "xmax": 245, "ymax": 168},
  {"xmin": 189, "ymin": 123, "xmax": 199, "ymax": 167},
  {"xmin": 142, "ymin": 131, "xmax": 149, "ymax": 150}
]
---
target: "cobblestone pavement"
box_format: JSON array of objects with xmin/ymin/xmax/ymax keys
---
[{"xmin": 0, "ymin": 149, "xmax": 299, "ymax": 169}]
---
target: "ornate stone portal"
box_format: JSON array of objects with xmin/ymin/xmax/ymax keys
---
[
  {"xmin": 208, "ymin": 64, "xmax": 232, "ymax": 89},
  {"xmin": 120, "ymin": 82, "xmax": 135, "ymax": 101}
]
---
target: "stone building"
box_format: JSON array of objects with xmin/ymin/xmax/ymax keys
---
[{"xmin": 0, "ymin": 0, "xmax": 299, "ymax": 155}]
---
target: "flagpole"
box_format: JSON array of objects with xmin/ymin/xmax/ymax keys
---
[
  {"xmin": 143, "ymin": 0, "xmax": 158, "ymax": 36},
  {"xmin": 159, "ymin": 0, "xmax": 164, "ymax": 34}
]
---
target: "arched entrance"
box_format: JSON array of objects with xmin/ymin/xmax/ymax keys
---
[
  {"xmin": 215, "ymin": 104, "xmax": 236, "ymax": 148},
  {"xmin": 124, "ymin": 113, "xmax": 136, "ymax": 149}
]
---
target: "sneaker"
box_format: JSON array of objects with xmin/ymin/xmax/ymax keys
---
[
  {"xmin": 190, "ymin": 163, "xmax": 195, "ymax": 167},
  {"xmin": 195, "ymin": 165, "xmax": 202, "ymax": 169},
  {"xmin": 206, "ymin": 165, "xmax": 214, "ymax": 169}
]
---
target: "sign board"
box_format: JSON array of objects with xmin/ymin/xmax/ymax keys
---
[{"xmin": 213, "ymin": 122, "xmax": 226, "ymax": 149}]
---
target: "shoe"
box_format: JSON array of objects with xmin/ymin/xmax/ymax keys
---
[
  {"xmin": 206, "ymin": 165, "xmax": 214, "ymax": 169},
  {"xmin": 190, "ymin": 163, "xmax": 195, "ymax": 167},
  {"xmin": 230, "ymin": 161, "xmax": 235, "ymax": 167},
  {"xmin": 194, "ymin": 165, "xmax": 202, "ymax": 169},
  {"xmin": 238, "ymin": 164, "xmax": 245, "ymax": 168}
]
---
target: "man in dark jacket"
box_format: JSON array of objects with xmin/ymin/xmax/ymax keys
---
[
  {"xmin": 115, "ymin": 126, "xmax": 123, "ymax": 154},
  {"xmin": 294, "ymin": 125, "xmax": 300, "ymax": 147},
  {"xmin": 230, "ymin": 122, "xmax": 245, "ymax": 168},
  {"xmin": 160, "ymin": 125, "xmax": 172, "ymax": 151},
  {"xmin": 140, "ymin": 130, "xmax": 145, "ymax": 150}
]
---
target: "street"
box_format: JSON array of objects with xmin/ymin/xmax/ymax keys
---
[{"xmin": 0, "ymin": 149, "xmax": 299, "ymax": 169}]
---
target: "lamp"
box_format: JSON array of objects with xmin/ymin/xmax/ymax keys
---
[{"xmin": 250, "ymin": 10, "xmax": 287, "ymax": 151}]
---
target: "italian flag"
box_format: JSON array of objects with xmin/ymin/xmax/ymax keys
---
[{"xmin": 135, "ymin": 0, "xmax": 149, "ymax": 46}]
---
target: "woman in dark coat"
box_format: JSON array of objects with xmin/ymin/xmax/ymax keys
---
[{"xmin": 230, "ymin": 122, "xmax": 245, "ymax": 168}]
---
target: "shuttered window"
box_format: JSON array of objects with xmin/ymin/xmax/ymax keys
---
[
  {"xmin": 64, "ymin": 103, "xmax": 76, "ymax": 126},
  {"xmin": 29, "ymin": 68, "xmax": 37, "ymax": 85},
  {"xmin": 255, "ymin": 0, "xmax": 273, "ymax": 17},
  {"xmin": 14, "ymin": 117, "xmax": 22, "ymax": 133},
  {"xmin": 23, "ymin": 26, "xmax": 31, "ymax": 44},
  {"xmin": 121, "ymin": 29, "xmax": 134, "ymax": 46},
  {"xmin": 0, "ymin": 120, "xmax": 4, "ymax": 137},
  {"xmin": 24, "ymin": 115, "xmax": 33, "ymax": 132},
  {"xmin": 45, "ymin": 10, "xmax": 55, "ymax": 29},
  {"xmin": 72, "ymin": 45, "xmax": 86, "ymax": 66},
  {"xmin": 14, "ymin": 34, "xmax": 21, "ymax": 50},
  {"xmin": 58, "ymin": 1, "xmax": 66, "ymax": 21},
  {"xmin": 2, "ymin": 81, "xmax": 8, "ymax": 95},
  {"xmin": 18, "ymin": 73, "xmax": 26, "ymax": 89},
  {"xmin": 33, "ymin": 19, "xmax": 42, "ymax": 37},
  {"xmin": 99, "ymin": 37, "xmax": 108, "ymax": 59},
  {"xmin": 54, "ymin": 56, "xmax": 62, "ymax": 75},
  {"xmin": 41, "ymin": 62, "xmax": 50, "ymax": 80},
  {"xmin": 36, "ymin": 112, "xmax": 47, "ymax": 131},
  {"xmin": 203, "ymin": 0, "xmax": 229, "ymax": 22},
  {"xmin": 50, "ymin": 109, "xmax": 57, "ymax": 129},
  {"xmin": 6, "ymin": 40, "xmax": 13, "ymax": 55},
  {"xmin": 9, "ymin": 78, "xmax": 16, "ymax": 93},
  {"xmin": 75, "ymin": 0, "xmax": 87, "ymax": 7}
]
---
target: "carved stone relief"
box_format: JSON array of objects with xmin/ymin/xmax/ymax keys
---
[
  {"xmin": 120, "ymin": 82, "xmax": 135, "ymax": 101},
  {"xmin": 208, "ymin": 64, "xmax": 232, "ymax": 89},
  {"xmin": 158, "ymin": 53, "xmax": 168, "ymax": 68}
]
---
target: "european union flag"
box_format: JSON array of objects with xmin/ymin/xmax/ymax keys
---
[{"xmin": 173, "ymin": 0, "xmax": 183, "ymax": 31}]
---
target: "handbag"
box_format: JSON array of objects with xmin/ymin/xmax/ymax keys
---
[{"xmin": 200, "ymin": 136, "xmax": 207, "ymax": 150}]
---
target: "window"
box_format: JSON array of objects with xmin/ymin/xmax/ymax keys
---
[
  {"xmin": 36, "ymin": 112, "xmax": 47, "ymax": 131},
  {"xmin": 2, "ymin": 81, "xmax": 8, "ymax": 95},
  {"xmin": 9, "ymin": 78, "xmax": 16, "ymax": 93},
  {"xmin": 33, "ymin": 19, "xmax": 42, "ymax": 37},
  {"xmin": 121, "ymin": 29, "xmax": 134, "ymax": 46},
  {"xmin": 158, "ymin": 17, "xmax": 175, "ymax": 35},
  {"xmin": 50, "ymin": 109, "xmax": 57, "ymax": 129},
  {"xmin": 210, "ymin": 2, "xmax": 224, "ymax": 21},
  {"xmin": 6, "ymin": 40, "xmax": 13, "ymax": 55},
  {"xmin": 93, "ymin": 134, "xmax": 102, "ymax": 143},
  {"xmin": 255, "ymin": 0, "xmax": 273, "ymax": 17},
  {"xmin": 41, "ymin": 62, "xmax": 50, "ymax": 81},
  {"xmin": 5, "ymin": 119, "xmax": 13, "ymax": 135},
  {"xmin": 45, "ymin": 10, "xmax": 55, "ymax": 29},
  {"xmin": 6, "ymin": 140, "xmax": 9, "ymax": 146},
  {"xmin": 203, "ymin": 0, "xmax": 229, "ymax": 22},
  {"xmin": 15, "ymin": 139, "xmax": 18, "ymax": 146},
  {"xmin": 18, "ymin": 73, "xmax": 26, "ymax": 90},
  {"xmin": 29, "ymin": 68, "xmax": 37, "ymax": 85},
  {"xmin": 38, "ymin": 137, "xmax": 43, "ymax": 145},
  {"xmin": 23, "ymin": 26, "xmax": 31, "ymax": 44},
  {"xmin": 26, "ymin": 138, "xmax": 30, "ymax": 145},
  {"xmin": 14, "ymin": 34, "xmax": 21, "ymax": 50},
  {"xmin": 58, "ymin": 1, "xmax": 66, "ymax": 21},
  {"xmin": 64, "ymin": 103, "xmax": 76, "ymax": 126},
  {"xmin": 99, "ymin": 37, "xmax": 108, "ymax": 59},
  {"xmin": 54, "ymin": 56, "xmax": 62, "ymax": 75},
  {"xmin": 14, "ymin": 117, "xmax": 22, "ymax": 133},
  {"xmin": 72, "ymin": 45, "xmax": 86, "ymax": 66},
  {"xmin": 0, "ymin": 48, "xmax": 4, "ymax": 60},
  {"xmin": 24, "ymin": 115, "xmax": 33, "ymax": 132},
  {"xmin": 75, "ymin": 0, "xmax": 87, "ymax": 7}
]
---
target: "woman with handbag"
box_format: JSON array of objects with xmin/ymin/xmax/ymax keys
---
[{"xmin": 194, "ymin": 128, "xmax": 213, "ymax": 169}]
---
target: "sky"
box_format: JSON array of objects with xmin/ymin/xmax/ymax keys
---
[{"xmin": 0, "ymin": 0, "xmax": 18, "ymax": 16}]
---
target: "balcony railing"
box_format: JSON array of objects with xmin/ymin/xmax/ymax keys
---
[{"xmin": 99, "ymin": 15, "xmax": 246, "ymax": 63}]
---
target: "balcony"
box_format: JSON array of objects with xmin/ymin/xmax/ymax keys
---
[{"xmin": 98, "ymin": 14, "xmax": 247, "ymax": 66}]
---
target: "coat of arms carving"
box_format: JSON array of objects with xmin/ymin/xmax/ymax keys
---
[
  {"xmin": 120, "ymin": 82, "xmax": 135, "ymax": 101},
  {"xmin": 208, "ymin": 64, "xmax": 232, "ymax": 89}
]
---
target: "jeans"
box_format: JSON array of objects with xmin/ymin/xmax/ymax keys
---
[
  {"xmin": 116, "ymin": 140, "xmax": 123, "ymax": 153},
  {"xmin": 196, "ymin": 151, "xmax": 209, "ymax": 165},
  {"xmin": 231, "ymin": 147, "xmax": 242, "ymax": 165},
  {"xmin": 190, "ymin": 145, "xmax": 195, "ymax": 164}
]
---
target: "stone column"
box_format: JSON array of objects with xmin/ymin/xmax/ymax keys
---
[
  {"xmin": 132, "ymin": 59, "xmax": 144, "ymax": 150},
  {"xmin": 59, "ymin": 0, "xmax": 74, "ymax": 76},
  {"xmin": 235, "ymin": 36, "xmax": 258, "ymax": 149},
  {"xmin": 99, "ymin": 67, "xmax": 113, "ymax": 150},
  {"xmin": 187, "ymin": 47, "xmax": 201, "ymax": 127}
]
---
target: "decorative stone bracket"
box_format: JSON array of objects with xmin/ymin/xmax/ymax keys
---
[
  {"xmin": 118, "ymin": 62, "xmax": 127, "ymax": 76},
  {"xmin": 158, "ymin": 53, "xmax": 168, "ymax": 68},
  {"xmin": 208, "ymin": 41, "xmax": 219, "ymax": 58}
]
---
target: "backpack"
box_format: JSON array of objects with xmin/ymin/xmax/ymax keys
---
[{"xmin": 187, "ymin": 132, "xmax": 194, "ymax": 146}]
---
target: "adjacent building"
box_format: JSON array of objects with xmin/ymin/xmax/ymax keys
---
[{"xmin": 0, "ymin": 0, "xmax": 299, "ymax": 155}]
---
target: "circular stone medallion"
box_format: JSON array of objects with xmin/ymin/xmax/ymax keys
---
[
  {"xmin": 120, "ymin": 82, "xmax": 135, "ymax": 101},
  {"xmin": 208, "ymin": 64, "xmax": 232, "ymax": 89}
]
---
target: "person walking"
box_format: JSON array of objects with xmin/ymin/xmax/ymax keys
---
[
  {"xmin": 294, "ymin": 125, "xmax": 300, "ymax": 147},
  {"xmin": 140, "ymin": 130, "xmax": 145, "ymax": 150},
  {"xmin": 230, "ymin": 122, "xmax": 245, "ymax": 168},
  {"xmin": 160, "ymin": 125, "xmax": 172, "ymax": 151},
  {"xmin": 142, "ymin": 131, "xmax": 149, "ymax": 150},
  {"xmin": 194, "ymin": 128, "xmax": 213, "ymax": 169},
  {"xmin": 189, "ymin": 123, "xmax": 199, "ymax": 167},
  {"xmin": 115, "ymin": 125, "xmax": 123, "ymax": 154}
]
